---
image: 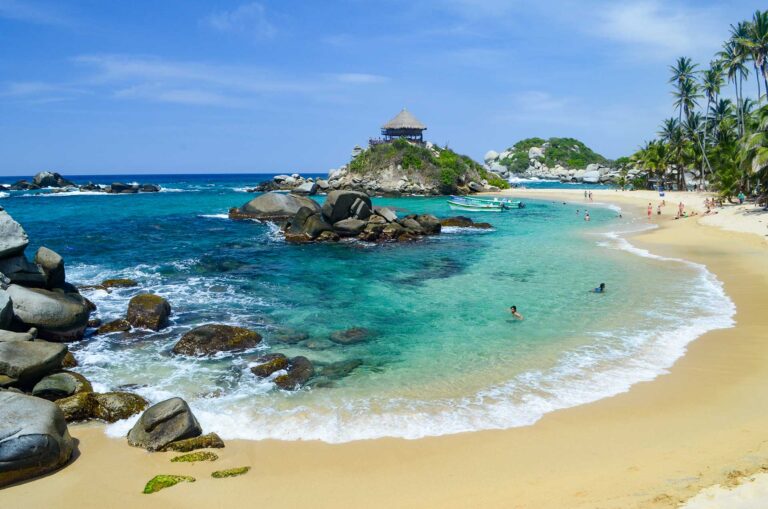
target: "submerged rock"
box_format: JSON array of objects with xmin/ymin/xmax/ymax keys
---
[
  {"xmin": 274, "ymin": 356, "xmax": 314, "ymax": 390},
  {"xmin": 172, "ymin": 324, "xmax": 261, "ymax": 356},
  {"xmin": 271, "ymin": 329, "xmax": 309, "ymax": 344},
  {"xmin": 440, "ymin": 216, "xmax": 493, "ymax": 229},
  {"xmin": 0, "ymin": 392, "xmax": 75, "ymax": 487},
  {"xmin": 250, "ymin": 353, "xmax": 288, "ymax": 378},
  {"xmin": 319, "ymin": 359, "xmax": 363, "ymax": 379},
  {"xmin": 6, "ymin": 285, "xmax": 91, "ymax": 341},
  {"xmin": 329, "ymin": 327, "xmax": 371, "ymax": 345},
  {"xmin": 126, "ymin": 294, "xmax": 171, "ymax": 331},
  {"xmin": 161, "ymin": 432, "xmax": 225, "ymax": 452},
  {"xmin": 96, "ymin": 318, "xmax": 132, "ymax": 335},
  {"xmin": 127, "ymin": 397, "xmax": 202, "ymax": 451},
  {"xmin": 101, "ymin": 278, "xmax": 138, "ymax": 289}
]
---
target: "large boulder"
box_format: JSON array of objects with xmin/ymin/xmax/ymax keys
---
[
  {"xmin": 321, "ymin": 190, "xmax": 372, "ymax": 223},
  {"xmin": 0, "ymin": 340, "xmax": 66, "ymax": 385},
  {"xmin": 0, "ymin": 209, "xmax": 30, "ymax": 259},
  {"xmin": 291, "ymin": 182, "xmax": 318, "ymax": 196},
  {"xmin": 230, "ymin": 192, "xmax": 321, "ymax": 220},
  {"xmin": 6, "ymin": 285, "xmax": 91, "ymax": 341},
  {"xmin": 32, "ymin": 171, "xmax": 74, "ymax": 188},
  {"xmin": 92, "ymin": 392, "xmax": 148, "ymax": 423},
  {"xmin": 274, "ymin": 356, "xmax": 314, "ymax": 390},
  {"xmin": 34, "ymin": 247, "xmax": 65, "ymax": 289},
  {"xmin": 126, "ymin": 294, "xmax": 171, "ymax": 331},
  {"xmin": 0, "ymin": 291, "xmax": 11, "ymax": 330},
  {"xmin": 415, "ymin": 214, "xmax": 441, "ymax": 235},
  {"xmin": 333, "ymin": 218, "xmax": 367, "ymax": 237},
  {"xmin": 32, "ymin": 371, "xmax": 92, "ymax": 401},
  {"xmin": 127, "ymin": 397, "xmax": 202, "ymax": 451},
  {"xmin": 0, "ymin": 255, "xmax": 47, "ymax": 287},
  {"xmin": 172, "ymin": 324, "xmax": 262, "ymax": 356},
  {"xmin": 0, "ymin": 392, "xmax": 74, "ymax": 487}
]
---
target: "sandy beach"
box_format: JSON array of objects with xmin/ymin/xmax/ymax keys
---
[{"xmin": 4, "ymin": 189, "xmax": 768, "ymax": 509}]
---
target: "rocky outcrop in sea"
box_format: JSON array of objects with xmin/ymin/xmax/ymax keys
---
[
  {"xmin": 6, "ymin": 171, "xmax": 161, "ymax": 194},
  {"xmin": 230, "ymin": 190, "xmax": 492, "ymax": 244}
]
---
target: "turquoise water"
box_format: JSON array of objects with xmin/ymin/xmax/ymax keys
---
[{"xmin": 0, "ymin": 175, "xmax": 734, "ymax": 442}]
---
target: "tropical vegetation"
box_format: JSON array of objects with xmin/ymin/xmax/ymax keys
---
[
  {"xmin": 498, "ymin": 137, "xmax": 609, "ymax": 172},
  {"xmin": 631, "ymin": 10, "xmax": 768, "ymax": 202}
]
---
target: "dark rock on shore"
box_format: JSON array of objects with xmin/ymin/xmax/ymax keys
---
[
  {"xmin": 126, "ymin": 294, "xmax": 171, "ymax": 331},
  {"xmin": 0, "ymin": 392, "xmax": 75, "ymax": 487},
  {"xmin": 172, "ymin": 324, "xmax": 261, "ymax": 356},
  {"xmin": 250, "ymin": 353, "xmax": 288, "ymax": 378},
  {"xmin": 56, "ymin": 390, "xmax": 148, "ymax": 423},
  {"xmin": 161, "ymin": 432, "xmax": 225, "ymax": 452},
  {"xmin": 274, "ymin": 356, "xmax": 314, "ymax": 390},
  {"xmin": 32, "ymin": 371, "xmax": 92, "ymax": 401},
  {"xmin": 322, "ymin": 190, "xmax": 372, "ymax": 223},
  {"xmin": 229, "ymin": 192, "xmax": 321, "ymax": 220},
  {"xmin": 127, "ymin": 397, "xmax": 202, "ymax": 451},
  {"xmin": 330, "ymin": 327, "xmax": 371, "ymax": 345}
]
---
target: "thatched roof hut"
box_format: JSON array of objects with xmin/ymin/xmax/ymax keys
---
[{"xmin": 380, "ymin": 108, "xmax": 427, "ymax": 143}]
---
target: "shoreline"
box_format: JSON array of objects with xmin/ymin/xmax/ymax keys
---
[{"xmin": 4, "ymin": 188, "xmax": 768, "ymax": 508}]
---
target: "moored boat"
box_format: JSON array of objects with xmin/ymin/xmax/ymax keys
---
[{"xmin": 447, "ymin": 196, "xmax": 524, "ymax": 211}]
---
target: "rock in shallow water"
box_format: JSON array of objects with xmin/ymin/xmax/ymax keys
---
[
  {"xmin": 0, "ymin": 392, "xmax": 74, "ymax": 487},
  {"xmin": 127, "ymin": 397, "xmax": 202, "ymax": 451},
  {"xmin": 96, "ymin": 318, "xmax": 131, "ymax": 335},
  {"xmin": 250, "ymin": 353, "xmax": 288, "ymax": 378},
  {"xmin": 329, "ymin": 327, "xmax": 371, "ymax": 345},
  {"xmin": 171, "ymin": 324, "xmax": 261, "ymax": 356},
  {"xmin": 230, "ymin": 192, "xmax": 321, "ymax": 220},
  {"xmin": 274, "ymin": 356, "xmax": 314, "ymax": 390},
  {"xmin": 126, "ymin": 294, "xmax": 171, "ymax": 331}
]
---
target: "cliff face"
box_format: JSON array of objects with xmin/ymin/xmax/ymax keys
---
[{"xmin": 328, "ymin": 139, "xmax": 508, "ymax": 196}]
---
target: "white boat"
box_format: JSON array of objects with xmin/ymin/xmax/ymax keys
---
[{"xmin": 447, "ymin": 196, "xmax": 524, "ymax": 211}]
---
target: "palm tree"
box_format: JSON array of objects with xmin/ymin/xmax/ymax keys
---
[
  {"xmin": 740, "ymin": 104, "xmax": 768, "ymax": 202},
  {"xmin": 719, "ymin": 39, "xmax": 750, "ymax": 137},
  {"xmin": 669, "ymin": 57, "xmax": 699, "ymax": 121},
  {"xmin": 702, "ymin": 64, "xmax": 723, "ymax": 151},
  {"xmin": 672, "ymin": 78, "xmax": 701, "ymax": 120},
  {"xmin": 739, "ymin": 11, "xmax": 768, "ymax": 103}
]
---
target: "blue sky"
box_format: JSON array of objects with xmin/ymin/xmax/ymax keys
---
[{"xmin": 0, "ymin": 0, "xmax": 764, "ymax": 175}]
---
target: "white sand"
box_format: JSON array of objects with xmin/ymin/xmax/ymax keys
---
[{"xmin": 681, "ymin": 472, "xmax": 768, "ymax": 509}]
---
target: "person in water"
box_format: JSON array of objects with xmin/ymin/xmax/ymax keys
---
[
  {"xmin": 592, "ymin": 283, "xmax": 606, "ymax": 293},
  {"xmin": 584, "ymin": 210, "xmax": 590, "ymax": 221},
  {"xmin": 510, "ymin": 306, "xmax": 524, "ymax": 320}
]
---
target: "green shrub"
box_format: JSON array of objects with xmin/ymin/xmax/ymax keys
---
[{"xmin": 486, "ymin": 175, "xmax": 510, "ymax": 189}]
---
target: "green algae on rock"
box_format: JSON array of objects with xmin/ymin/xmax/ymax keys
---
[
  {"xmin": 161, "ymin": 432, "xmax": 225, "ymax": 452},
  {"xmin": 170, "ymin": 451, "xmax": 218, "ymax": 463},
  {"xmin": 101, "ymin": 278, "xmax": 139, "ymax": 289},
  {"xmin": 211, "ymin": 466, "xmax": 250, "ymax": 479},
  {"xmin": 142, "ymin": 474, "xmax": 195, "ymax": 494}
]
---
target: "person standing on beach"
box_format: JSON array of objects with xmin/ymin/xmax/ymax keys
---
[
  {"xmin": 657, "ymin": 204, "xmax": 662, "ymax": 215},
  {"xmin": 584, "ymin": 190, "xmax": 588, "ymax": 199},
  {"xmin": 510, "ymin": 306, "xmax": 524, "ymax": 320},
  {"xmin": 588, "ymin": 191, "xmax": 593, "ymax": 201},
  {"xmin": 677, "ymin": 202, "xmax": 684, "ymax": 218},
  {"xmin": 647, "ymin": 203, "xmax": 652, "ymax": 219}
]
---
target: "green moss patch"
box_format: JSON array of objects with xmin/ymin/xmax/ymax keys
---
[
  {"xmin": 211, "ymin": 466, "xmax": 250, "ymax": 479},
  {"xmin": 171, "ymin": 451, "xmax": 219, "ymax": 463},
  {"xmin": 142, "ymin": 474, "xmax": 195, "ymax": 494}
]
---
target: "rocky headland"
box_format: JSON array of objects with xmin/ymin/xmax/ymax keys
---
[
  {"xmin": 229, "ymin": 190, "xmax": 492, "ymax": 243},
  {"xmin": 248, "ymin": 138, "xmax": 509, "ymax": 197},
  {"xmin": 482, "ymin": 137, "xmax": 646, "ymax": 185}
]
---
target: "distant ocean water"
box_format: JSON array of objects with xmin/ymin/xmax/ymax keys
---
[{"xmin": 0, "ymin": 174, "xmax": 735, "ymax": 443}]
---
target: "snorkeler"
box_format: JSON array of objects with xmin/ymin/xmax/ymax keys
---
[{"xmin": 592, "ymin": 283, "xmax": 606, "ymax": 293}]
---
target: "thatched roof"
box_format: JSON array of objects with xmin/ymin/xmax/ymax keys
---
[{"xmin": 382, "ymin": 108, "xmax": 427, "ymax": 130}]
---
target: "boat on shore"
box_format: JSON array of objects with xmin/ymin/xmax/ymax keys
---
[{"xmin": 447, "ymin": 195, "xmax": 524, "ymax": 212}]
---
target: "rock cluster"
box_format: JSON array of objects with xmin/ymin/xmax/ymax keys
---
[
  {"xmin": 247, "ymin": 173, "xmax": 329, "ymax": 195},
  {"xmin": 0, "ymin": 208, "xmax": 149, "ymax": 487},
  {"xmin": 483, "ymin": 145, "xmax": 644, "ymax": 185},
  {"xmin": 6, "ymin": 171, "xmax": 161, "ymax": 194}
]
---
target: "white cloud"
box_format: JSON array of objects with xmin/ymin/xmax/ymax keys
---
[
  {"xmin": 70, "ymin": 54, "xmax": 388, "ymax": 108},
  {"xmin": 595, "ymin": 1, "xmax": 723, "ymax": 60},
  {"xmin": 206, "ymin": 2, "xmax": 276, "ymax": 40},
  {"xmin": 0, "ymin": 0, "xmax": 69, "ymax": 25}
]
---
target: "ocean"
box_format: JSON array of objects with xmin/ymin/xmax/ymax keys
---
[{"xmin": 0, "ymin": 173, "xmax": 735, "ymax": 443}]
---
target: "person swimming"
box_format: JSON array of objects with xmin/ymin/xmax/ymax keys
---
[
  {"xmin": 510, "ymin": 305, "xmax": 524, "ymax": 320},
  {"xmin": 592, "ymin": 283, "xmax": 606, "ymax": 293},
  {"xmin": 584, "ymin": 210, "xmax": 590, "ymax": 221}
]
